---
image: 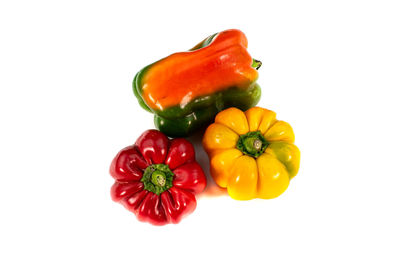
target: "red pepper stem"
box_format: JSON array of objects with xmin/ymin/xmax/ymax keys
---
[
  {"xmin": 151, "ymin": 170, "xmax": 166, "ymax": 187},
  {"xmin": 141, "ymin": 164, "xmax": 174, "ymax": 195}
]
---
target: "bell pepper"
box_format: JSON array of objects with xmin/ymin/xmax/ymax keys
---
[
  {"xmin": 202, "ymin": 107, "xmax": 300, "ymax": 200},
  {"xmin": 110, "ymin": 129, "xmax": 207, "ymax": 225},
  {"xmin": 133, "ymin": 29, "xmax": 262, "ymax": 137}
]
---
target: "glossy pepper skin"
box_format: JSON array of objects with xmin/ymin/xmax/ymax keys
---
[
  {"xmin": 110, "ymin": 130, "xmax": 207, "ymax": 225},
  {"xmin": 133, "ymin": 29, "xmax": 262, "ymax": 137},
  {"xmin": 203, "ymin": 107, "xmax": 300, "ymax": 200}
]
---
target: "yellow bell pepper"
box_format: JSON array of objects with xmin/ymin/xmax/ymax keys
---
[{"xmin": 202, "ymin": 107, "xmax": 300, "ymax": 200}]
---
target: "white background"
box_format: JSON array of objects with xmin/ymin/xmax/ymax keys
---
[{"xmin": 1, "ymin": 0, "xmax": 400, "ymax": 265}]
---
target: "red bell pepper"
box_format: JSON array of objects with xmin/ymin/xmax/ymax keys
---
[{"xmin": 110, "ymin": 129, "xmax": 207, "ymax": 225}]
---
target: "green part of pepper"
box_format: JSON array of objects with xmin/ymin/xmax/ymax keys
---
[{"xmin": 154, "ymin": 84, "xmax": 261, "ymax": 137}]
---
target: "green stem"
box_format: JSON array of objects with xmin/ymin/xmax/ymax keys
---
[
  {"xmin": 236, "ymin": 131, "xmax": 268, "ymax": 158},
  {"xmin": 141, "ymin": 164, "xmax": 174, "ymax": 195},
  {"xmin": 151, "ymin": 170, "xmax": 166, "ymax": 187},
  {"xmin": 252, "ymin": 59, "xmax": 262, "ymax": 70}
]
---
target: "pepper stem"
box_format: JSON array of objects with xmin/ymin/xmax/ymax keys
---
[
  {"xmin": 151, "ymin": 170, "xmax": 166, "ymax": 187},
  {"xmin": 236, "ymin": 131, "xmax": 268, "ymax": 158},
  {"xmin": 141, "ymin": 164, "xmax": 174, "ymax": 195},
  {"xmin": 252, "ymin": 59, "xmax": 262, "ymax": 70}
]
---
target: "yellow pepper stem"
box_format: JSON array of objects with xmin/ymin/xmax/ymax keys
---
[{"xmin": 236, "ymin": 131, "xmax": 268, "ymax": 158}]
